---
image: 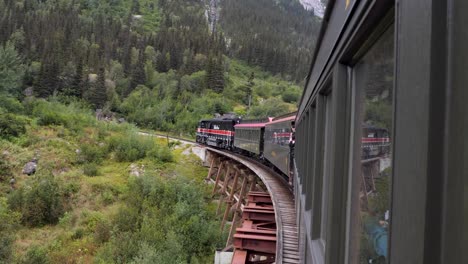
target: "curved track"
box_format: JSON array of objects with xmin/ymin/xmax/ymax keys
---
[{"xmin": 207, "ymin": 147, "xmax": 299, "ymax": 263}]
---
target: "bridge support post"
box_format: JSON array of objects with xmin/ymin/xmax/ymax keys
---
[
  {"xmin": 206, "ymin": 157, "xmax": 216, "ymax": 181},
  {"xmin": 212, "ymin": 161, "xmax": 225, "ymax": 196},
  {"xmin": 221, "ymin": 171, "xmax": 239, "ymax": 231}
]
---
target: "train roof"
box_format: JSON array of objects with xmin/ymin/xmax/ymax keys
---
[
  {"xmin": 267, "ymin": 114, "xmax": 296, "ymax": 126},
  {"xmin": 199, "ymin": 118, "xmax": 238, "ymax": 123},
  {"xmin": 238, "ymin": 117, "xmax": 272, "ymax": 124},
  {"xmin": 235, "ymin": 122, "xmax": 268, "ymax": 128},
  {"xmin": 271, "ymin": 112, "xmax": 297, "ymax": 121}
]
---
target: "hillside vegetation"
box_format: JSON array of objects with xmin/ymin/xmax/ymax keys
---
[
  {"xmin": 0, "ymin": 96, "xmax": 225, "ymax": 263},
  {"xmin": 0, "ymin": 0, "xmax": 317, "ymax": 137},
  {"xmin": 0, "ymin": 0, "xmax": 320, "ymax": 262}
]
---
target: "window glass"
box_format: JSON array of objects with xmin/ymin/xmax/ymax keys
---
[{"xmin": 353, "ymin": 26, "xmax": 394, "ymax": 264}]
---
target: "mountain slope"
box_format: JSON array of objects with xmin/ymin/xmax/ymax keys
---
[{"xmin": 218, "ymin": 0, "xmax": 322, "ymax": 82}]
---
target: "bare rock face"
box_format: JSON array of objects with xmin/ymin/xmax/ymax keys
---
[{"xmin": 22, "ymin": 158, "xmax": 37, "ymax": 175}]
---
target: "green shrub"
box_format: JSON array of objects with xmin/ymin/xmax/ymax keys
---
[
  {"xmin": 30, "ymin": 99, "xmax": 95, "ymax": 132},
  {"xmin": 77, "ymin": 144, "xmax": 106, "ymax": 164},
  {"xmin": 94, "ymin": 219, "xmax": 112, "ymax": 244},
  {"xmin": 8, "ymin": 174, "xmax": 65, "ymax": 227},
  {"xmin": 83, "ymin": 163, "xmax": 99, "ymax": 176},
  {"xmin": 155, "ymin": 147, "xmax": 173, "ymax": 163},
  {"xmin": 108, "ymin": 135, "xmax": 154, "ymax": 162},
  {"xmin": 71, "ymin": 228, "xmax": 84, "ymax": 240},
  {"xmin": 0, "ymin": 198, "xmax": 20, "ymax": 263},
  {"xmin": 281, "ymin": 87, "xmax": 301, "ymax": 103},
  {"xmin": 0, "ymin": 157, "xmax": 12, "ymax": 181},
  {"xmin": 100, "ymin": 190, "xmax": 115, "ymax": 205},
  {"xmin": 0, "ymin": 96, "xmax": 24, "ymax": 114},
  {"xmin": 20, "ymin": 246, "xmax": 49, "ymax": 264},
  {"xmin": 0, "ymin": 113, "xmax": 29, "ymax": 139}
]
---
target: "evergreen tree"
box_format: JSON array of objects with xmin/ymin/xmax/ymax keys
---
[
  {"xmin": 70, "ymin": 60, "xmax": 84, "ymax": 98},
  {"xmin": 89, "ymin": 67, "xmax": 107, "ymax": 109},
  {"xmin": 0, "ymin": 41, "xmax": 24, "ymax": 96},
  {"xmin": 129, "ymin": 55, "xmax": 146, "ymax": 92},
  {"xmin": 35, "ymin": 62, "xmax": 59, "ymax": 98},
  {"xmin": 206, "ymin": 55, "xmax": 225, "ymax": 93}
]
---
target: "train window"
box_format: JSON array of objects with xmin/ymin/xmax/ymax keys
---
[{"xmin": 351, "ymin": 25, "xmax": 394, "ymax": 263}]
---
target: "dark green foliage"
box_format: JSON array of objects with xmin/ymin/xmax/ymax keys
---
[
  {"xmin": 108, "ymin": 135, "xmax": 152, "ymax": 162},
  {"xmin": 220, "ymin": 0, "xmax": 321, "ymax": 81},
  {"xmin": 365, "ymin": 99, "xmax": 393, "ymax": 132},
  {"xmin": 71, "ymin": 228, "xmax": 85, "ymax": 240},
  {"xmin": 205, "ymin": 55, "xmax": 225, "ymax": 93},
  {"xmin": 35, "ymin": 62, "xmax": 60, "ymax": 98},
  {"xmin": 83, "ymin": 163, "xmax": 99, "ymax": 177},
  {"xmin": 0, "ymin": 198, "xmax": 20, "ymax": 263},
  {"xmin": 248, "ymin": 97, "xmax": 291, "ymax": 118},
  {"xmin": 0, "ymin": 113, "xmax": 28, "ymax": 140},
  {"xmin": 0, "ymin": 0, "xmax": 310, "ymax": 138},
  {"xmin": 95, "ymin": 175, "xmax": 225, "ymax": 263},
  {"xmin": 8, "ymin": 174, "xmax": 65, "ymax": 227},
  {"xmin": 89, "ymin": 68, "xmax": 108, "ymax": 109},
  {"xmin": 0, "ymin": 96, "xmax": 24, "ymax": 114},
  {"xmin": 148, "ymin": 146, "xmax": 173, "ymax": 163},
  {"xmin": 94, "ymin": 219, "xmax": 112, "ymax": 243},
  {"xmin": 20, "ymin": 246, "xmax": 49, "ymax": 264},
  {"xmin": 0, "ymin": 157, "xmax": 12, "ymax": 181},
  {"xmin": 107, "ymin": 133, "xmax": 172, "ymax": 162},
  {"xmin": 68, "ymin": 60, "xmax": 84, "ymax": 98},
  {"xmin": 281, "ymin": 87, "xmax": 301, "ymax": 103},
  {"xmin": 77, "ymin": 144, "xmax": 106, "ymax": 165},
  {"xmin": 0, "ymin": 41, "xmax": 25, "ymax": 96},
  {"xmin": 368, "ymin": 168, "xmax": 391, "ymax": 215},
  {"xmin": 29, "ymin": 99, "xmax": 95, "ymax": 132}
]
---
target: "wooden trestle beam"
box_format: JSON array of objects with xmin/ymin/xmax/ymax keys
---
[{"xmin": 205, "ymin": 150, "xmax": 277, "ymax": 264}]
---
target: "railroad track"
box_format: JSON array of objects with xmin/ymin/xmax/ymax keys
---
[{"xmin": 207, "ymin": 147, "xmax": 300, "ymax": 264}]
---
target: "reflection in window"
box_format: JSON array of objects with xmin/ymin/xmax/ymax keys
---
[{"xmin": 354, "ymin": 26, "xmax": 394, "ymax": 264}]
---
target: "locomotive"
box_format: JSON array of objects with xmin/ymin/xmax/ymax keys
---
[{"xmin": 196, "ymin": 113, "xmax": 390, "ymax": 182}]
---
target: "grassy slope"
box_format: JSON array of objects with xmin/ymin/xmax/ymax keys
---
[{"xmin": 0, "ymin": 101, "xmax": 219, "ymax": 263}]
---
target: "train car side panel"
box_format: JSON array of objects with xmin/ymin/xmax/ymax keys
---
[{"xmin": 264, "ymin": 116, "xmax": 295, "ymax": 176}]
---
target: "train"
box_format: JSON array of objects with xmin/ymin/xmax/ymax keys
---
[
  {"xmin": 196, "ymin": 113, "xmax": 296, "ymax": 180},
  {"xmin": 196, "ymin": 113, "xmax": 390, "ymax": 182}
]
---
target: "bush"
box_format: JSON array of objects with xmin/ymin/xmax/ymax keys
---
[
  {"xmin": 21, "ymin": 246, "xmax": 49, "ymax": 264},
  {"xmin": 71, "ymin": 228, "xmax": 84, "ymax": 240},
  {"xmin": 8, "ymin": 174, "xmax": 65, "ymax": 227},
  {"xmin": 0, "ymin": 113, "xmax": 29, "ymax": 139},
  {"xmin": 108, "ymin": 134, "xmax": 154, "ymax": 162},
  {"xmin": 0, "ymin": 157, "xmax": 12, "ymax": 181},
  {"xmin": 0, "ymin": 96, "xmax": 24, "ymax": 114},
  {"xmin": 154, "ymin": 147, "xmax": 173, "ymax": 163},
  {"xmin": 30, "ymin": 99, "xmax": 95, "ymax": 132},
  {"xmin": 100, "ymin": 190, "xmax": 115, "ymax": 205},
  {"xmin": 94, "ymin": 219, "xmax": 112, "ymax": 243},
  {"xmin": 0, "ymin": 198, "xmax": 20, "ymax": 263},
  {"xmin": 281, "ymin": 87, "xmax": 301, "ymax": 103},
  {"xmin": 77, "ymin": 144, "xmax": 106, "ymax": 164},
  {"xmin": 83, "ymin": 163, "xmax": 99, "ymax": 176}
]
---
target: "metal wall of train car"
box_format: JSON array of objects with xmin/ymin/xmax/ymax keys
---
[
  {"xmin": 264, "ymin": 117, "xmax": 294, "ymax": 176},
  {"xmin": 294, "ymin": 0, "xmax": 466, "ymax": 263},
  {"xmin": 233, "ymin": 125, "xmax": 265, "ymax": 155}
]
